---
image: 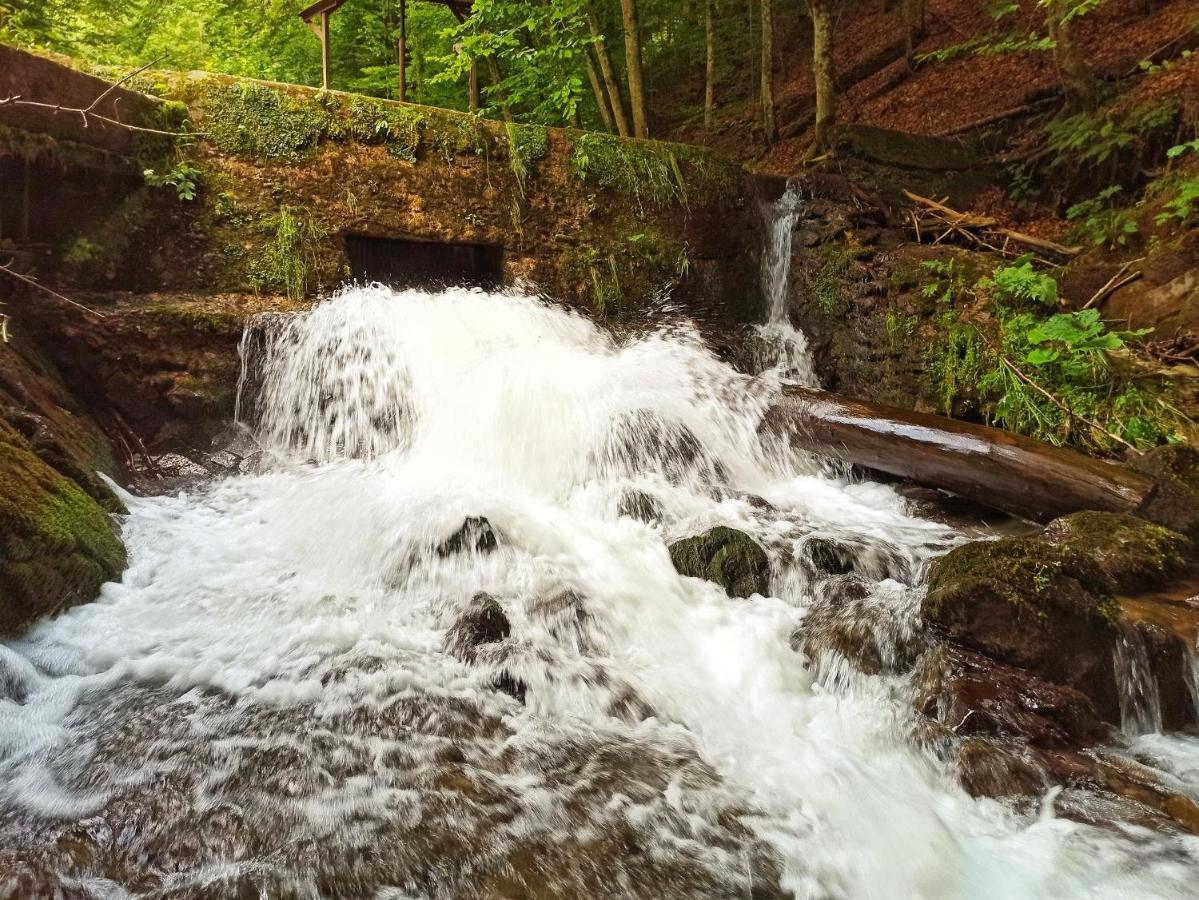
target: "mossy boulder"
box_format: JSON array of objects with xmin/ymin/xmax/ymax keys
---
[
  {"xmin": 0, "ymin": 433, "xmax": 125, "ymax": 635},
  {"xmin": 1042, "ymin": 511, "xmax": 1193, "ymax": 592},
  {"xmin": 668, "ymin": 526, "xmax": 770, "ymax": 598},
  {"xmin": 924, "ymin": 535, "xmax": 1121, "ymax": 719},
  {"xmin": 925, "ymin": 510, "xmax": 1194, "ymax": 724}
]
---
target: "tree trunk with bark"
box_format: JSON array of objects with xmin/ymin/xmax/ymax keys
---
[
  {"xmin": 902, "ymin": 0, "xmax": 925, "ymax": 68},
  {"xmin": 704, "ymin": 0, "xmax": 716, "ymax": 131},
  {"xmin": 587, "ymin": 9, "xmax": 632, "ymax": 137},
  {"xmin": 807, "ymin": 0, "xmax": 837, "ymax": 152},
  {"xmin": 1046, "ymin": 6, "xmax": 1097, "ymax": 111},
  {"xmin": 619, "ymin": 0, "xmax": 650, "ymax": 137},
  {"xmin": 760, "ymin": 0, "xmax": 776, "ymax": 140},
  {"xmin": 585, "ymin": 52, "xmax": 616, "ymax": 133}
]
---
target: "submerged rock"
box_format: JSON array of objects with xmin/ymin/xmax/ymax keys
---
[
  {"xmin": 444, "ymin": 593, "xmax": 511, "ymax": 664},
  {"xmin": 617, "ymin": 489, "xmax": 663, "ymax": 524},
  {"xmin": 668, "ymin": 526, "xmax": 770, "ymax": 598},
  {"xmin": 914, "ymin": 643, "xmax": 1109, "ymax": 750},
  {"xmin": 437, "ymin": 516, "xmax": 498, "ymax": 556},
  {"xmin": 800, "ymin": 537, "xmax": 856, "ymax": 576},
  {"xmin": 443, "ymin": 593, "xmax": 525, "ymax": 702}
]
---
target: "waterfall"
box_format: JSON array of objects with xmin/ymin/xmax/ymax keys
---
[
  {"xmin": 750, "ymin": 183, "xmax": 819, "ymax": 387},
  {"xmin": 1114, "ymin": 623, "xmax": 1164, "ymax": 737},
  {"xmin": 1, "ymin": 285, "xmax": 1197, "ymax": 898}
]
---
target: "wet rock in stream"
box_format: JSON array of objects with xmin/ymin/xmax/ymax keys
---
[
  {"xmin": 437, "ymin": 516, "xmax": 499, "ymax": 556},
  {"xmin": 616, "ymin": 488, "xmax": 663, "ymax": 524},
  {"xmin": 668, "ymin": 526, "xmax": 770, "ymax": 598}
]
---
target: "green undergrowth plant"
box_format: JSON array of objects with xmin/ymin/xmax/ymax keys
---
[
  {"xmin": 505, "ymin": 122, "xmax": 549, "ymax": 196},
  {"xmin": 924, "ymin": 255, "xmax": 1187, "ymax": 453},
  {"xmin": 250, "ymin": 206, "xmax": 327, "ymax": 301},
  {"xmin": 920, "ymin": 258, "xmax": 969, "ymax": 305},
  {"xmin": 143, "ymin": 161, "xmax": 200, "ymax": 201},
  {"xmin": 570, "ymin": 133, "xmax": 739, "ymax": 209},
  {"xmin": 1065, "ymin": 186, "xmax": 1138, "ymax": 248}
]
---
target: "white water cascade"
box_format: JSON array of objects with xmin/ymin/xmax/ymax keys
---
[{"xmin": 2, "ymin": 285, "xmax": 1199, "ymax": 897}]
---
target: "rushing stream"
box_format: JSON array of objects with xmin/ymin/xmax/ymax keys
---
[{"xmin": 2, "ymin": 193, "xmax": 1199, "ymax": 896}]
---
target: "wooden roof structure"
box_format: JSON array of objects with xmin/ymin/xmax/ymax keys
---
[{"xmin": 299, "ymin": 0, "xmax": 475, "ymax": 98}]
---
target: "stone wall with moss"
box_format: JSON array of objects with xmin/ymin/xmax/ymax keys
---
[{"xmin": 43, "ymin": 70, "xmax": 762, "ymax": 323}]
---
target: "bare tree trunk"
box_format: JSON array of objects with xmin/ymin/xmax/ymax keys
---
[
  {"xmin": 587, "ymin": 10, "xmax": 632, "ymax": 137},
  {"xmin": 764, "ymin": 386, "xmax": 1156, "ymax": 524},
  {"xmin": 748, "ymin": 0, "xmax": 760, "ymax": 129},
  {"xmin": 704, "ymin": 0, "xmax": 716, "ymax": 131},
  {"xmin": 585, "ymin": 52, "xmax": 616, "ymax": 132},
  {"xmin": 902, "ymin": 0, "xmax": 925, "ymax": 69},
  {"xmin": 760, "ymin": 0, "xmax": 775, "ymax": 140},
  {"xmin": 807, "ymin": 0, "xmax": 836, "ymax": 152},
  {"xmin": 1046, "ymin": 8, "xmax": 1097, "ymax": 110},
  {"xmin": 619, "ymin": 0, "xmax": 650, "ymax": 137}
]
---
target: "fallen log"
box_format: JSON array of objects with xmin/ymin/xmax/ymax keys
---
[{"xmin": 762, "ymin": 385, "xmax": 1154, "ymax": 523}]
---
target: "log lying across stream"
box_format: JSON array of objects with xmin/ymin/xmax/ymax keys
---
[{"xmin": 762, "ymin": 386, "xmax": 1155, "ymax": 523}]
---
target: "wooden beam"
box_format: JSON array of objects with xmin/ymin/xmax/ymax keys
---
[{"xmin": 321, "ymin": 9, "xmax": 331, "ymax": 90}]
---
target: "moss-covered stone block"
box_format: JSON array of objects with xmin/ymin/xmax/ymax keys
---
[
  {"xmin": 0, "ymin": 434, "xmax": 125, "ymax": 635},
  {"xmin": 669, "ymin": 526, "xmax": 770, "ymax": 598}
]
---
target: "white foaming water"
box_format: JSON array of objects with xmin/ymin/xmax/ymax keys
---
[
  {"xmin": 2, "ymin": 285, "xmax": 1198, "ymax": 898},
  {"xmin": 750, "ymin": 184, "xmax": 818, "ymax": 387}
]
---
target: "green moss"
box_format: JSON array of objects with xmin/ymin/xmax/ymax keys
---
[
  {"xmin": 923, "ymin": 313, "xmax": 987, "ymax": 416},
  {"xmin": 0, "ymin": 437, "xmax": 125, "ymax": 635},
  {"xmin": 506, "ymin": 122, "xmax": 550, "ymax": 195},
  {"xmin": 137, "ymin": 303, "xmax": 244, "ymax": 336},
  {"xmin": 59, "ymin": 189, "xmax": 157, "ymax": 286},
  {"xmin": 885, "ymin": 306, "xmax": 917, "ymax": 351},
  {"xmin": 806, "ymin": 242, "xmax": 851, "ymax": 316},
  {"xmin": 203, "ymin": 82, "xmax": 332, "ymax": 160},
  {"xmin": 341, "ymin": 97, "xmax": 425, "ymax": 161},
  {"xmin": 571, "ymin": 132, "xmax": 741, "ymax": 209},
  {"xmin": 669, "ymin": 526, "xmax": 770, "ymax": 598},
  {"xmin": 564, "ymin": 222, "xmax": 690, "ymax": 316},
  {"xmin": 926, "ymin": 536, "xmax": 1118, "ymax": 628},
  {"xmin": 425, "ymin": 109, "xmax": 491, "ymax": 163},
  {"xmin": 1044, "ymin": 511, "xmax": 1192, "ymax": 593}
]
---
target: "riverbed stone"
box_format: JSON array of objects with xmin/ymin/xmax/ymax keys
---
[{"xmin": 668, "ymin": 526, "xmax": 770, "ymax": 598}]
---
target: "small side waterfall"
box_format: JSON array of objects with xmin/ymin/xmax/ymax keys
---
[
  {"xmin": 762, "ymin": 184, "xmax": 804, "ymax": 323},
  {"xmin": 1115, "ymin": 623, "xmax": 1164, "ymax": 737},
  {"xmin": 750, "ymin": 183, "xmax": 818, "ymax": 386}
]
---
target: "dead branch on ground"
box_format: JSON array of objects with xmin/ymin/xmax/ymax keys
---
[
  {"xmin": 901, "ymin": 190, "xmax": 1082, "ymax": 260},
  {"xmin": 0, "ymin": 264, "xmax": 105, "ymax": 318}
]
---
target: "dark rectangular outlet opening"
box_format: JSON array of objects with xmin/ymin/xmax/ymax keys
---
[{"xmin": 345, "ymin": 234, "xmax": 504, "ymax": 290}]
